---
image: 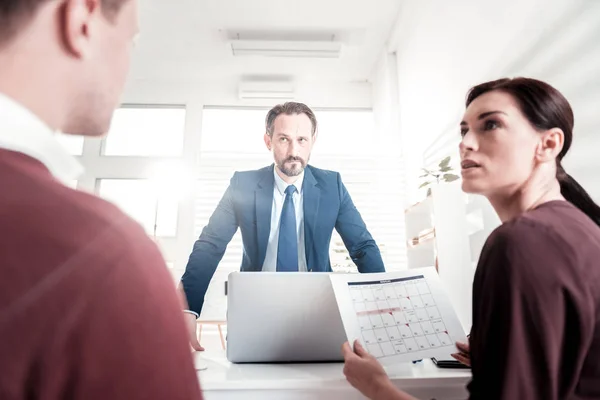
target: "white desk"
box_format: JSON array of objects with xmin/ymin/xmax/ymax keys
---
[{"xmin": 195, "ymin": 351, "xmax": 471, "ymax": 400}]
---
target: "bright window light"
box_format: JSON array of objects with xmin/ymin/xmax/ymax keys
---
[
  {"xmin": 312, "ymin": 110, "xmax": 375, "ymax": 156},
  {"xmin": 98, "ymin": 179, "xmax": 179, "ymax": 237},
  {"xmin": 103, "ymin": 107, "xmax": 186, "ymax": 156},
  {"xmin": 150, "ymin": 160, "xmax": 193, "ymax": 200},
  {"xmin": 200, "ymin": 108, "xmax": 268, "ymax": 154}
]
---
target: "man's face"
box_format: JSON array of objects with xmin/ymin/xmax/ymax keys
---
[
  {"xmin": 64, "ymin": 0, "xmax": 139, "ymax": 136},
  {"xmin": 264, "ymin": 113, "xmax": 316, "ymax": 177}
]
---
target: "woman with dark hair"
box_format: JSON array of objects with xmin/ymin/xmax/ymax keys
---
[{"xmin": 341, "ymin": 77, "xmax": 600, "ymax": 400}]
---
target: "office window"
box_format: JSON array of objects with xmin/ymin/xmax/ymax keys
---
[
  {"xmin": 55, "ymin": 133, "xmax": 84, "ymax": 156},
  {"xmin": 311, "ymin": 110, "xmax": 376, "ymax": 156},
  {"xmin": 194, "ymin": 108, "xmax": 406, "ymax": 276},
  {"xmin": 98, "ymin": 179, "xmax": 179, "ymax": 237},
  {"xmin": 103, "ymin": 107, "xmax": 186, "ymax": 156},
  {"xmin": 200, "ymin": 108, "xmax": 270, "ymax": 154}
]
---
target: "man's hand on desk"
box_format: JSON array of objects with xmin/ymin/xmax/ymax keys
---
[
  {"xmin": 184, "ymin": 312, "xmax": 205, "ymax": 352},
  {"xmin": 341, "ymin": 340, "xmax": 417, "ymax": 400},
  {"xmin": 176, "ymin": 284, "xmax": 205, "ymax": 351}
]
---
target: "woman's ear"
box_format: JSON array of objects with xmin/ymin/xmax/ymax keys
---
[{"xmin": 537, "ymin": 128, "xmax": 564, "ymax": 162}]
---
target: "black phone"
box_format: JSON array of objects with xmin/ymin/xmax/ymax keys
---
[{"xmin": 431, "ymin": 357, "xmax": 470, "ymax": 369}]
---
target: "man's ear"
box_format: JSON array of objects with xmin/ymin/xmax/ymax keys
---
[
  {"xmin": 61, "ymin": 0, "xmax": 101, "ymax": 58},
  {"xmin": 537, "ymin": 128, "xmax": 564, "ymax": 163},
  {"xmin": 264, "ymin": 133, "xmax": 272, "ymax": 151}
]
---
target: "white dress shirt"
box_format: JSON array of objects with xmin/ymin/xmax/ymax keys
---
[
  {"xmin": 0, "ymin": 93, "xmax": 83, "ymax": 183},
  {"xmin": 261, "ymin": 167, "xmax": 308, "ymax": 272}
]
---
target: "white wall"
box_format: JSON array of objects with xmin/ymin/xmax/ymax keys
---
[{"xmin": 384, "ymin": 0, "xmax": 596, "ymax": 205}]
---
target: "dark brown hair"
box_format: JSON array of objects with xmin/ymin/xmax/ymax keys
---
[
  {"xmin": 466, "ymin": 77, "xmax": 600, "ymax": 226},
  {"xmin": 265, "ymin": 102, "xmax": 318, "ymax": 137},
  {"xmin": 0, "ymin": 0, "xmax": 127, "ymax": 44}
]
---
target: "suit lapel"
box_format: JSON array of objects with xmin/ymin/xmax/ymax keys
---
[
  {"xmin": 255, "ymin": 165, "xmax": 274, "ymax": 270},
  {"xmin": 302, "ymin": 166, "xmax": 321, "ymax": 271}
]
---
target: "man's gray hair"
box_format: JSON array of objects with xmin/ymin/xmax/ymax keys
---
[{"xmin": 265, "ymin": 102, "xmax": 318, "ymax": 137}]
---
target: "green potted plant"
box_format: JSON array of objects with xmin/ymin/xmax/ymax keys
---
[{"xmin": 419, "ymin": 156, "xmax": 460, "ymax": 196}]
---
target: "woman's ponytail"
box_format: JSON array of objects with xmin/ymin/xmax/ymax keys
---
[{"xmin": 557, "ymin": 164, "xmax": 600, "ymax": 227}]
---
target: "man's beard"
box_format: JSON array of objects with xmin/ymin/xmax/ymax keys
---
[{"xmin": 277, "ymin": 156, "xmax": 307, "ymax": 177}]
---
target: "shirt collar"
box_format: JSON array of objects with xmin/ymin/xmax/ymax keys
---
[
  {"xmin": 0, "ymin": 93, "xmax": 83, "ymax": 184},
  {"xmin": 273, "ymin": 166, "xmax": 304, "ymax": 196}
]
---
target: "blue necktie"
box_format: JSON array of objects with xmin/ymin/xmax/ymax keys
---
[{"xmin": 277, "ymin": 185, "xmax": 298, "ymax": 272}]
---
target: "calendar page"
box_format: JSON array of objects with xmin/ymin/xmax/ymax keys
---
[{"xmin": 330, "ymin": 268, "xmax": 467, "ymax": 366}]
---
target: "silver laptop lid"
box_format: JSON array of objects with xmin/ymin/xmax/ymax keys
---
[{"xmin": 226, "ymin": 272, "xmax": 347, "ymax": 363}]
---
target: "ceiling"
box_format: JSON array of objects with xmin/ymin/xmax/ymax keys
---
[{"xmin": 130, "ymin": 0, "xmax": 402, "ymax": 84}]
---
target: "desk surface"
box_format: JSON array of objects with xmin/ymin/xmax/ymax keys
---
[{"xmin": 195, "ymin": 350, "xmax": 471, "ymax": 400}]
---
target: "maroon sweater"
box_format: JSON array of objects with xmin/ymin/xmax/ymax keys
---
[
  {"xmin": 469, "ymin": 200, "xmax": 600, "ymax": 399},
  {"xmin": 0, "ymin": 149, "xmax": 202, "ymax": 399}
]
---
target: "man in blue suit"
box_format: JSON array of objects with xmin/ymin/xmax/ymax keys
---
[{"xmin": 180, "ymin": 102, "xmax": 385, "ymax": 350}]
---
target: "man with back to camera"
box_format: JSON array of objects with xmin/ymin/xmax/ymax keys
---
[
  {"xmin": 179, "ymin": 101, "xmax": 386, "ymax": 350},
  {"xmin": 0, "ymin": 0, "xmax": 202, "ymax": 398}
]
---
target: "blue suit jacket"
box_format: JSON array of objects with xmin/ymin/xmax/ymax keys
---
[{"xmin": 181, "ymin": 164, "xmax": 385, "ymax": 314}]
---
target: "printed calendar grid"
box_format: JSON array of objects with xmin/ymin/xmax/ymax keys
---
[{"xmin": 348, "ymin": 276, "xmax": 454, "ymax": 359}]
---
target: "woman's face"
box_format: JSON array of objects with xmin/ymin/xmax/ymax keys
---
[{"xmin": 459, "ymin": 90, "xmax": 542, "ymax": 196}]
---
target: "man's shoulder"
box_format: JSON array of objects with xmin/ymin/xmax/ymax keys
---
[
  {"xmin": 58, "ymin": 190, "xmax": 163, "ymax": 273},
  {"xmin": 305, "ymin": 165, "xmax": 341, "ymax": 187},
  {"xmin": 2, "ymin": 170, "xmax": 157, "ymax": 268},
  {"xmin": 233, "ymin": 165, "xmax": 272, "ymax": 180},
  {"xmin": 306, "ymin": 164, "xmax": 339, "ymax": 177},
  {"xmin": 0, "ymin": 173, "xmax": 168, "ymax": 322},
  {"xmin": 67, "ymin": 188, "xmax": 148, "ymax": 239},
  {"xmin": 57, "ymin": 184, "xmax": 146, "ymax": 240}
]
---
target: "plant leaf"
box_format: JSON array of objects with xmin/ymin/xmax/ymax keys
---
[
  {"xmin": 439, "ymin": 166, "xmax": 452, "ymax": 172},
  {"xmin": 439, "ymin": 156, "xmax": 451, "ymax": 169},
  {"xmin": 419, "ymin": 181, "xmax": 432, "ymax": 189},
  {"xmin": 443, "ymin": 173, "xmax": 460, "ymax": 182}
]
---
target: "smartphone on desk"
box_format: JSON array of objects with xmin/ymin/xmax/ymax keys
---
[{"xmin": 431, "ymin": 358, "xmax": 470, "ymax": 369}]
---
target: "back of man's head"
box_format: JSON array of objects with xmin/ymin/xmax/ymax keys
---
[
  {"xmin": 0, "ymin": 0, "xmax": 138, "ymax": 137},
  {"xmin": 0, "ymin": 0, "xmax": 127, "ymax": 44}
]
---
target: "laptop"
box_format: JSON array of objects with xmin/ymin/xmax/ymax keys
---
[{"xmin": 226, "ymin": 271, "xmax": 347, "ymax": 363}]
